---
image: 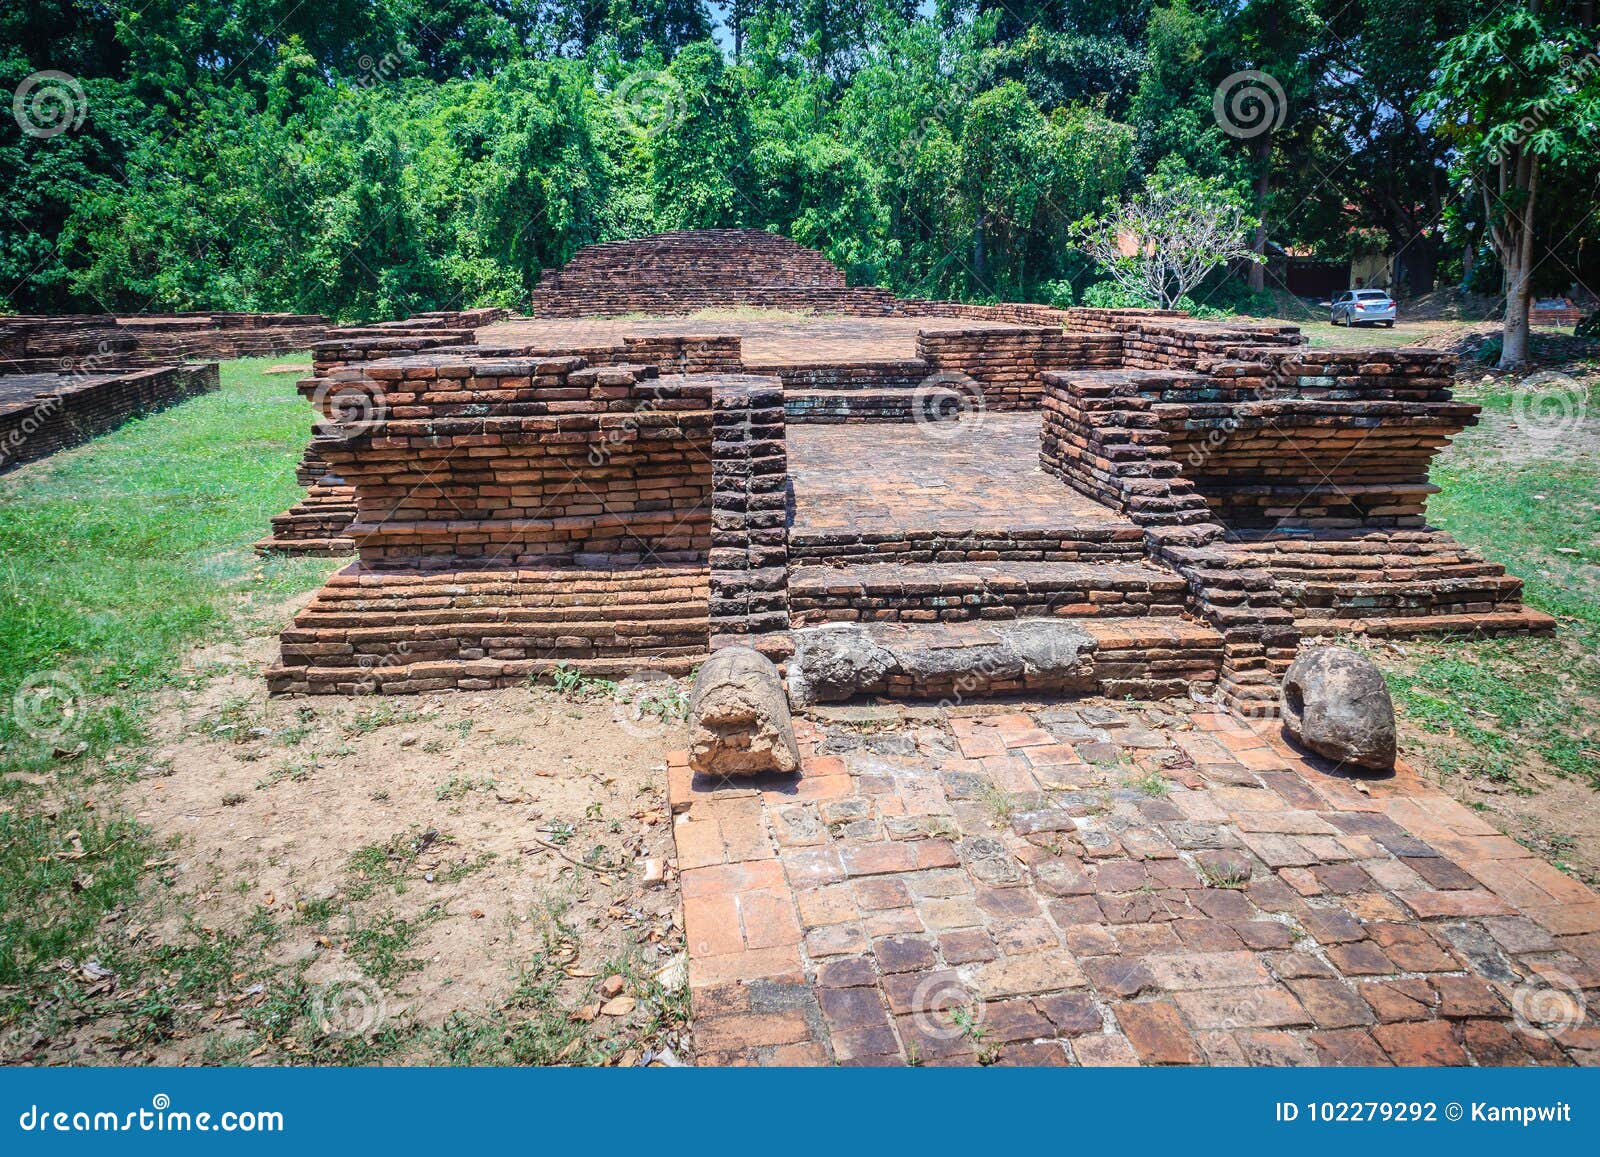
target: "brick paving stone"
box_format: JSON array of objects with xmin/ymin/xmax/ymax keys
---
[
  {"xmin": 1286, "ymin": 979, "xmax": 1375, "ymax": 1029},
  {"xmin": 881, "ymin": 969, "xmax": 965, "ymax": 1016},
  {"xmin": 1458, "ymin": 1019, "xmax": 1539, "ymax": 1066},
  {"xmin": 993, "ymin": 918, "xmax": 1062, "ymax": 955},
  {"xmin": 1037, "ymin": 992, "xmax": 1104, "ymax": 1035},
  {"xmin": 671, "ymin": 701, "xmax": 1600, "ymax": 1067},
  {"xmin": 968, "ymin": 949, "xmax": 1086, "ymax": 998},
  {"xmin": 817, "ymin": 956, "xmax": 879, "ymax": 988},
  {"xmin": 1372, "ymin": 1020, "xmax": 1470, "ymax": 1065},
  {"xmin": 1072, "ymin": 1033, "xmax": 1141, "ymax": 1066},
  {"xmin": 1146, "ymin": 951, "xmax": 1271, "ymax": 991},
  {"xmin": 1235, "ymin": 1031, "xmax": 1317, "ymax": 1066},
  {"xmin": 896, "ymin": 1015, "xmax": 979, "ymax": 1063},
  {"xmin": 1173, "ymin": 985, "xmax": 1310, "ymax": 1030},
  {"xmin": 981, "ymin": 998, "xmax": 1058, "ymax": 1043},
  {"xmin": 832, "ymin": 1024, "xmax": 901, "ymax": 1063},
  {"xmin": 1174, "ymin": 919, "xmax": 1248, "ymax": 952},
  {"xmin": 1367, "ymin": 922, "xmax": 1459, "ymax": 972},
  {"xmin": 1297, "ymin": 907, "xmax": 1366, "ymax": 944},
  {"xmin": 817, "ymin": 985, "xmax": 892, "ymax": 1034},
  {"xmin": 806, "ymin": 923, "xmax": 869, "ymax": 957},
  {"xmin": 976, "ymin": 885, "xmax": 1042, "ymax": 919},
  {"xmin": 996, "ymin": 1042, "xmax": 1071, "ymax": 1066},
  {"xmin": 939, "ymin": 927, "xmax": 999, "ymax": 964},
  {"xmin": 920, "ymin": 896, "xmax": 985, "ymax": 931},
  {"xmin": 1115, "ymin": 1000, "xmax": 1205, "ymax": 1064},
  {"xmin": 1358, "ymin": 978, "xmax": 1436, "ymax": 1023},
  {"xmin": 1482, "ymin": 915, "xmax": 1559, "ymax": 955},
  {"xmin": 1084, "ymin": 957, "xmax": 1157, "ymax": 998},
  {"xmin": 1310, "ymin": 1027, "xmax": 1393, "ymax": 1066},
  {"xmin": 1431, "ymin": 974, "xmax": 1510, "ymax": 1019},
  {"xmin": 1235, "ymin": 920, "xmax": 1296, "ymax": 950},
  {"xmin": 1192, "ymin": 888, "xmax": 1256, "ymax": 921},
  {"xmin": 873, "ymin": 936, "xmax": 939, "ymax": 974},
  {"xmin": 1266, "ymin": 950, "xmax": 1336, "ymax": 979},
  {"xmin": 860, "ymin": 910, "xmax": 922, "ymax": 939},
  {"xmin": 1060, "ymin": 923, "xmax": 1119, "ymax": 956},
  {"xmin": 853, "ymin": 876, "xmax": 913, "ymax": 910},
  {"xmin": 1326, "ymin": 940, "xmax": 1397, "ymax": 977}
]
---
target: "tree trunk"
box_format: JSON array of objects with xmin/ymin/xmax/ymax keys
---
[
  {"xmin": 1406, "ymin": 233, "xmax": 1438, "ymax": 295},
  {"xmin": 1498, "ymin": 155, "xmax": 1541, "ymax": 370},
  {"xmin": 1249, "ymin": 134, "xmax": 1271, "ymax": 293}
]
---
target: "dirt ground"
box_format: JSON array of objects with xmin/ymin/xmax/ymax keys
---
[{"xmin": 28, "ymin": 588, "xmax": 695, "ymax": 1065}]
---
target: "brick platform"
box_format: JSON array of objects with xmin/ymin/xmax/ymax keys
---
[
  {"xmin": 670, "ymin": 703, "xmax": 1600, "ymax": 1066},
  {"xmin": 263, "ymin": 230, "xmax": 1551, "ymax": 701},
  {"xmin": 1, "ymin": 364, "xmax": 220, "ymax": 472}
]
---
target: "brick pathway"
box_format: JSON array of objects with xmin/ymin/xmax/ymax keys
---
[
  {"xmin": 482, "ymin": 315, "xmax": 1019, "ymax": 366},
  {"xmin": 789, "ymin": 416, "xmax": 1131, "ymax": 536},
  {"xmin": 668, "ymin": 702, "xmax": 1600, "ymax": 1066}
]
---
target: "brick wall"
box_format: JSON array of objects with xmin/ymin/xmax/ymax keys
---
[
  {"xmin": 1, "ymin": 364, "xmax": 220, "ymax": 473},
  {"xmin": 531, "ymin": 229, "xmax": 899, "ymax": 317},
  {"xmin": 1, "ymin": 313, "xmax": 332, "ymax": 372},
  {"xmin": 708, "ymin": 376, "xmax": 791, "ymax": 651},
  {"xmin": 915, "ymin": 327, "xmax": 1122, "ymax": 410},
  {"xmin": 312, "ymin": 355, "xmax": 715, "ymax": 569}
]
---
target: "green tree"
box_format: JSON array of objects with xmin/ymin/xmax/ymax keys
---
[{"xmin": 1421, "ymin": 2, "xmax": 1600, "ymax": 366}]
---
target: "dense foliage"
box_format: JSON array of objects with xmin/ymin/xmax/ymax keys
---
[{"xmin": 2, "ymin": 1, "xmax": 1597, "ymax": 322}]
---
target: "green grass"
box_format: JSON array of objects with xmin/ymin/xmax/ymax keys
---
[
  {"xmin": 1380, "ymin": 376, "xmax": 1600, "ymax": 791},
  {"xmin": 0, "ymin": 356, "xmax": 329, "ymax": 1010}
]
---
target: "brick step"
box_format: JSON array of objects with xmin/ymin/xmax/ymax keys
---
[
  {"xmin": 1299, "ymin": 609, "xmax": 1556, "ymax": 638},
  {"xmin": 1278, "ymin": 574, "xmax": 1526, "ymax": 616},
  {"xmin": 784, "ymin": 386, "xmax": 964, "ymax": 423},
  {"xmin": 267, "ymin": 651, "xmax": 704, "ymax": 695},
  {"xmin": 789, "ymin": 616, "xmax": 1223, "ymax": 704},
  {"xmin": 789, "ymin": 560, "xmax": 1189, "ymax": 624},
  {"xmin": 254, "ymin": 535, "xmax": 355, "ymax": 557},
  {"xmin": 1257, "ymin": 561, "xmax": 1509, "ymax": 582},
  {"xmin": 788, "ymin": 527, "xmax": 1147, "ymax": 565},
  {"xmin": 269, "ymin": 564, "xmax": 711, "ymax": 694}
]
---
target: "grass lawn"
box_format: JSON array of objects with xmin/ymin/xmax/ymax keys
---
[
  {"xmin": 1, "ymin": 359, "xmax": 689, "ymax": 1064},
  {"xmin": 1374, "ymin": 375, "xmax": 1600, "ymax": 879},
  {"xmin": 0, "ymin": 357, "xmax": 330, "ymax": 1021}
]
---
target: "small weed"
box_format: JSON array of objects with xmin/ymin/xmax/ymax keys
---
[
  {"xmin": 1123, "ymin": 769, "xmax": 1170, "ymax": 797},
  {"xmin": 975, "ymin": 782, "xmax": 1018, "ymax": 825},
  {"xmin": 435, "ymin": 774, "xmax": 494, "ymax": 801}
]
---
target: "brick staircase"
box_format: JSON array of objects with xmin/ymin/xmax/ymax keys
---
[
  {"xmin": 783, "ymin": 417, "xmax": 1226, "ymax": 702},
  {"xmin": 1226, "ymin": 530, "xmax": 1555, "ymax": 637},
  {"xmin": 267, "ymin": 564, "xmax": 708, "ymax": 694}
]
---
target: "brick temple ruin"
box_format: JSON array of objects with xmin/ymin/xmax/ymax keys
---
[
  {"xmin": 263, "ymin": 229, "xmax": 1553, "ymax": 713},
  {"xmin": 1, "ymin": 311, "xmax": 333, "ymax": 472}
]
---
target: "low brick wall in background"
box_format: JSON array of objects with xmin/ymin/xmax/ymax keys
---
[
  {"xmin": 1, "ymin": 313, "xmax": 333, "ymax": 372},
  {"xmin": 0, "ymin": 363, "xmax": 220, "ymax": 473},
  {"xmin": 916, "ymin": 327, "xmax": 1122, "ymax": 410}
]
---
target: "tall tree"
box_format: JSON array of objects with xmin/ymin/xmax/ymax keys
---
[{"xmin": 1422, "ymin": 1, "xmax": 1600, "ymax": 367}]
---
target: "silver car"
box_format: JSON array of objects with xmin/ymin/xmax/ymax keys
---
[{"xmin": 1331, "ymin": 289, "xmax": 1397, "ymax": 327}]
